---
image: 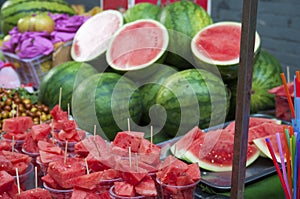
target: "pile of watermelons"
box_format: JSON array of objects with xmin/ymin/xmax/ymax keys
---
[{"xmin": 36, "ymin": 2, "xmax": 282, "ymax": 142}]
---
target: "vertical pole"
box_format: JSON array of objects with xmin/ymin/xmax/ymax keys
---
[{"xmin": 230, "ymin": 0, "xmax": 258, "ymax": 198}]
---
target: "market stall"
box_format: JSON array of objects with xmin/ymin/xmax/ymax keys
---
[{"xmin": 0, "ymin": 0, "xmax": 298, "ymax": 198}]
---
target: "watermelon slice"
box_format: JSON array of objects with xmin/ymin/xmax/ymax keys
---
[
  {"xmin": 71, "ymin": 188, "xmax": 100, "ymax": 199},
  {"xmin": 0, "ymin": 170, "xmax": 14, "ymax": 193},
  {"xmin": 113, "ymin": 181, "xmax": 135, "ymax": 197},
  {"xmin": 106, "ymin": 19, "xmax": 169, "ymax": 71},
  {"xmin": 134, "ymin": 175, "xmax": 157, "ymax": 197},
  {"xmin": 71, "ymin": 10, "xmax": 123, "ymax": 69},
  {"xmin": 14, "ymin": 187, "xmax": 52, "ymax": 199},
  {"xmin": 182, "ymin": 129, "xmax": 260, "ymax": 172},
  {"xmin": 31, "ymin": 123, "xmax": 51, "ymax": 141},
  {"xmin": 191, "ymin": 21, "xmax": 261, "ymax": 80},
  {"xmin": 253, "ymin": 133, "xmax": 287, "ymax": 162},
  {"xmin": 2, "ymin": 116, "xmax": 33, "ymax": 134}
]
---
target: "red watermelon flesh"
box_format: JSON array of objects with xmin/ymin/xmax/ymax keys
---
[
  {"xmin": 86, "ymin": 153, "xmax": 113, "ymax": 172},
  {"xmin": 0, "ymin": 170, "xmax": 14, "ymax": 193},
  {"xmin": 253, "ymin": 133, "xmax": 287, "ymax": 162},
  {"xmin": 14, "ymin": 187, "xmax": 52, "ymax": 199},
  {"xmin": 183, "ymin": 129, "xmax": 260, "ymax": 172},
  {"xmin": 196, "ymin": 24, "xmax": 241, "ymax": 61},
  {"xmin": 268, "ymin": 82, "xmax": 294, "ymax": 97},
  {"xmin": 114, "ymin": 181, "xmax": 135, "ymax": 197},
  {"xmin": 72, "ymin": 171, "xmax": 103, "ymax": 190},
  {"xmin": 107, "ymin": 20, "xmax": 168, "ymax": 69},
  {"xmin": 170, "ymin": 126, "xmax": 205, "ymax": 158},
  {"xmin": 247, "ymin": 123, "xmax": 288, "ymax": 144},
  {"xmin": 224, "ymin": 117, "xmax": 280, "ymax": 132},
  {"xmin": 74, "ymin": 135, "xmax": 108, "ymax": 158},
  {"xmin": 0, "ymin": 192, "xmax": 11, "ymax": 199},
  {"xmin": 100, "ymin": 169, "xmax": 121, "ymax": 181},
  {"xmin": 137, "ymin": 138, "xmax": 161, "ymax": 166},
  {"xmin": 7, "ymin": 183, "xmax": 21, "ymax": 198},
  {"xmin": 0, "ymin": 140, "xmax": 13, "ymax": 151},
  {"xmin": 47, "ymin": 158, "xmax": 86, "ymax": 189},
  {"xmin": 2, "ymin": 131, "xmax": 26, "ymax": 140},
  {"xmin": 1, "ymin": 150, "xmax": 31, "ymax": 165},
  {"xmin": 2, "ymin": 116, "xmax": 33, "ymax": 134},
  {"xmin": 39, "ymin": 151, "xmax": 64, "ymax": 164},
  {"xmin": 71, "ymin": 188, "xmax": 99, "ymax": 199},
  {"xmin": 22, "ymin": 133, "xmax": 39, "ymax": 153},
  {"xmin": 0, "ymin": 155, "xmax": 13, "ymax": 172},
  {"xmin": 135, "ymin": 175, "xmax": 157, "ymax": 197},
  {"xmin": 38, "ymin": 141, "xmax": 63, "ymax": 155},
  {"xmin": 185, "ymin": 163, "xmax": 201, "ymax": 183},
  {"xmin": 31, "ymin": 123, "xmax": 51, "ymax": 141},
  {"xmin": 112, "ymin": 131, "xmax": 144, "ymax": 153},
  {"xmin": 42, "ymin": 174, "xmax": 64, "ymax": 190}
]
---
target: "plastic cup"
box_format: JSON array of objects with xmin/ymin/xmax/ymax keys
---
[
  {"xmin": 14, "ymin": 162, "xmax": 34, "ymax": 190},
  {"xmin": 36, "ymin": 156, "xmax": 48, "ymax": 176},
  {"xmin": 1, "ymin": 133, "xmax": 25, "ymax": 151},
  {"xmin": 43, "ymin": 182, "xmax": 73, "ymax": 199},
  {"xmin": 109, "ymin": 186, "xmax": 157, "ymax": 199},
  {"xmin": 21, "ymin": 147, "xmax": 39, "ymax": 164},
  {"xmin": 97, "ymin": 177, "xmax": 122, "ymax": 194},
  {"xmin": 155, "ymin": 177, "xmax": 200, "ymax": 199}
]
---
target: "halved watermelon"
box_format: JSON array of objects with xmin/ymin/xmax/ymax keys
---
[
  {"xmin": 181, "ymin": 129, "xmax": 260, "ymax": 172},
  {"xmin": 71, "ymin": 10, "xmax": 123, "ymax": 70},
  {"xmin": 191, "ymin": 21, "xmax": 261, "ymax": 80},
  {"xmin": 106, "ymin": 19, "xmax": 169, "ymax": 71}
]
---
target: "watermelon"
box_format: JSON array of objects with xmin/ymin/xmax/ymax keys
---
[
  {"xmin": 182, "ymin": 129, "xmax": 260, "ymax": 172},
  {"xmin": 253, "ymin": 133, "xmax": 287, "ymax": 162},
  {"xmin": 2, "ymin": 116, "xmax": 33, "ymax": 134},
  {"xmin": 72, "ymin": 72, "xmax": 143, "ymax": 141},
  {"xmin": 14, "ymin": 187, "xmax": 52, "ymax": 199},
  {"xmin": 191, "ymin": 21, "xmax": 261, "ymax": 80},
  {"xmin": 38, "ymin": 61, "xmax": 97, "ymax": 111},
  {"xmin": 113, "ymin": 181, "xmax": 135, "ymax": 197},
  {"xmin": 0, "ymin": 170, "xmax": 14, "ymax": 193},
  {"xmin": 155, "ymin": 68, "xmax": 230, "ymax": 137},
  {"xmin": 71, "ymin": 10, "xmax": 123, "ymax": 70},
  {"xmin": 0, "ymin": 0, "xmax": 75, "ymax": 34},
  {"xmin": 160, "ymin": 1, "xmax": 213, "ymax": 69},
  {"xmin": 138, "ymin": 64, "xmax": 178, "ymax": 124},
  {"xmin": 134, "ymin": 175, "xmax": 157, "ymax": 197},
  {"xmin": 227, "ymin": 49, "xmax": 283, "ymax": 118},
  {"xmin": 123, "ymin": 3, "xmax": 161, "ymax": 23},
  {"xmin": 106, "ymin": 19, "xmax": 169, "ymax": 72}
]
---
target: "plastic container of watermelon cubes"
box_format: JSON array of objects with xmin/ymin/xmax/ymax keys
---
[
  {"xmin": 109, "ymin": 185, "xmax": 157, "ymax": 199},
  {"xmin": 43, "ymin": 182, "xmax": 73, "ymax": 199},
  {"xmin": 155, "ymin": 177, "xmax": 200, "ymax": 199},
  {"xmin": 14, "ymin": 162, "xmax": 34, "ymax": 189}
]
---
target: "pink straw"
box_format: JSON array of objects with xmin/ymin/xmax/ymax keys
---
[
  {"xmin": 276, "ymin": 133, "xmax": 291, "ymax": 198},
  {"xmin": 266, "ymin": 138, "xmax": 291, "ymax": 199}
]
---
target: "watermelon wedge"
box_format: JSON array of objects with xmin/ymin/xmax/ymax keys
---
[
  {"xmin": 191, "ymin": 21, "xmax": 261, "ymax": 80},
  {"xmin": 71, "ymin": 10, "xmax": 123, "ymax": 70},
  {"xmin": 106, "ymin": 19, "xmax": 169, "ymax": 71}
]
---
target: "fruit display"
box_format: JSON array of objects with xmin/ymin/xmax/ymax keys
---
[
  {"xmin": 0, "ymin": 0, "xmax": 75, "ymax": 34},
  {"xmin": 17, "ymin": 13, "xmax": 55, "ymax": 33},
  {"xmin": 123, "ymin": 2, "xmax": 161, "ymax": 23},
  {"xmin": 0, "ymin": 88, "xmax": 51, "ymax": 128}
]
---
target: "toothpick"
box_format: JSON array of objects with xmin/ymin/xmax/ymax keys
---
[
  {"xmin": 287, "ymin": 66, "xmax": 291, "ymax": 83},
  {"xmin": 51, "ymin": 119, "xmax": 54, "ymax": 144},
  {"xmin": 129, "ymin": 146, "xmax": 132, "ymax": 168},
  {"xmin": 35, "ymin": 166, "xmax": 38, "ymax": 189},
  {"xmin": 64, "ymin": 140, "xmax": 68, "ymax": 164},
  {"xmin": 85, "ymin": 158, "xmax": 90, "ymax": 174},
  {"xmin": 93, "ymin": 125, "xmax": 96, "ymax": 141},
  {"xmin": 150, "ymin": 126, "xmax": 153, "ymax": 149},
  {"xmin": 127, "ymin": 118, "xmax": 130, "ymax": 132},
  {"xmin": 16, "ymin": 168, "xmax": 20, "ymax": 194},
  {"xmin": 59, "ymin": 87, "xmax": 62, "ymax": 110},
  {"xmin": 93, "ymin": 140, "xmax": 101, "ymax": 157},
  {"xmin": 16, "ymin": 105, "xmax": 19, "ymax": 118},
  {"xmin": 12, "ymin": 102, "xmax": 15, "ymax": 118}
]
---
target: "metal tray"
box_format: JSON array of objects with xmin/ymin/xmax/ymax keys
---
[{"xmin": 157, "ymin": 114, "xmax": 290, "ymax": 192}]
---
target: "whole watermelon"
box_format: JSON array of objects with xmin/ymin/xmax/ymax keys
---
[
  {"xmin": 38, "ymin": 61, "xmax": 97, "ymax": 111},
  {"xmin": 123, "ymin": 3, "xmax": 161, "ymax": 23},
  {"xmin": 155, "ymin": 68, "xmax": 230, "ymax": 137},
  {"xmin": 227, "ymin": 49, "xmax": 283, "ymax": 120},
  {"xmin": 160, "ymin": 1, "xmax": 213, "ymax": 69},
  {"xmin": 1, "ymin": 0, "xmax": 75, "ymax": 34},
  {"xmin": 72, "ymin": 72, "xmax": 143, "ymax": 141}
]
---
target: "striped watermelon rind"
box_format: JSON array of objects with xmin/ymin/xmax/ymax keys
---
[
  {"xmin": 1, "ymin": 0, "xmax": 75, "ymax": 34},
  {"xmin": 191, "ymin": 21, "xmax": 261, "ymax": 80},
  {"xmin": 155, "ymin": 68, "xmax": 230, "ymax": 137},
  {"xmin": 72, "ymin": 72, "xmax": 143, "ymax": 141},
  {"xmin": 38, "ymin": 61, "xmax": 97, "ymax": 111},
  {"xmin": 123, "ymin": 2, "xmax": 161, "ymax": 23}
]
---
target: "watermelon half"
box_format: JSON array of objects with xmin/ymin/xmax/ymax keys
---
[
  {"xmin": 106, "ymin": 19, "xmax": 169, "ymax": 72},
  {"xmin": 191, "ymin": 21, "xmax": 261, "ymax": 80},
  {"xmin": 71, "ymin": 10, "xmax": 123, "ymax": 71}
]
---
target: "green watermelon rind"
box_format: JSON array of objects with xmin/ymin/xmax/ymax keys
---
[
  {"xmin": 191, "ymin": 21, "xmax": 261, "ymax": 80},
  {"xmin": 253, "ymin": 138, "xmax": 282, "ymax": 162},
  {"xmin": 181, "ymin": 145, "xmax": 260, "ymax": 172},
  {"xmin": 123, "ymin": 2, "xmax": 161, "ymax": 23},
  {"xmin": 106, "ymin": 19, "xmax": 169, "ymax": 72}
]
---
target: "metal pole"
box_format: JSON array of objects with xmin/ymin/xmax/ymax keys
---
[{"xmin": 230, "ymin": 0, "xmax": 259, "ymax": 198}]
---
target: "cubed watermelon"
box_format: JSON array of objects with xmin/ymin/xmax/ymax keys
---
[
  {"xmin": 31, "ymin": 123, "xmax": 51, "ymax": 141},
  {"xmin": 0, "ymin": 170, "xmax": 14, "ymax": 193},
  {"xmin": 2, "ymin": 116, "xmax": 33, "ymax": 134},
  {"xmin": 47, "ymin": 158, "xmax": 86, "ymax": 189},
  {"xmin": 72, "ymin": 171, "xmax": 103, "ymax": 190},
  {"xmin": 41, "ymin": 174, "xmax": 64, "ymax": 190},
  {"xmin": 135, "ymin": 175, "xmax": 157, "ymax": 197},
  {"xmin": 112, "ymin": 131, "xmax": 144, "ymax": 152},
  {"xmin": 14, "ymin": 187, "xmax": 52, "ymax": 199},
  {"xmin": 114, "ymin": 181, "xmax": 135, "ymax": 197},
  {"xmin": 22, "ymin": 133, "xmax": 39, "ymax": 153},
  {"xmin": 38, "ymin": 141, "xmax": 63, "ymax": 155},
  {"xmin": 71, "ymin": 188, "xmax": 99, "ymax": 199}
]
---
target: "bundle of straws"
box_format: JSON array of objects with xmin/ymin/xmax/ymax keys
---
[{"xmin": 265, "ymin": 70, "xmax": 300, "ymax": 199}]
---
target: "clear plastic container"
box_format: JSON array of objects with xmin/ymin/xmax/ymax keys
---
[{"xmin": 43, "ymin": 182, "xmax": 73, "ymax": 199}]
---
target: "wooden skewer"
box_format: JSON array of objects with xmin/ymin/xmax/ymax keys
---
[
  {"xmin": 129, "ymin": 146, "xmax": 132, "ymax": 168},
  {"xmin": 67, "ymin": 103, "xmax": 70, "ymax": 118},
  {"xmin": 64, "ymin": 140, "xmax": 68, "ymax": 164},
  {"xmin": 35, "ymin": 166, "xmax": 38, "ymax": 189},
  {"xmin": 150, "ymin": 126, "xmax": 153, "ymax": 149},
  {"xmin": 127, "ymin": 118, "xmax": 130, "ymax": 132},
  {"xmin": 135, "ymin": 153, "xmax": 139, "ymax": 172},
  {"xmin": 93, "ymin": 140, "xmax": 101, "ymax": 157},
  {"xmin": 16, "ymin": 168, "xmax": 20, "ymax": 194},
  {"xmin": 85, "ymin": 158, "xmax": 90, "ymax": 174},
  {"xmin": 12, "ymin": 136, "xmax": 15, "ymax": 154},
  {"xmin": 93, "ymin": 125, "xmax": 97, "ymax": 141},
  {"xmin": 58, "ymin": 87, "xmax": 62, "ymax": 110},
  {"xmin": 286, "ymin": 66, "xmax": 290, "ymax": 83}
]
